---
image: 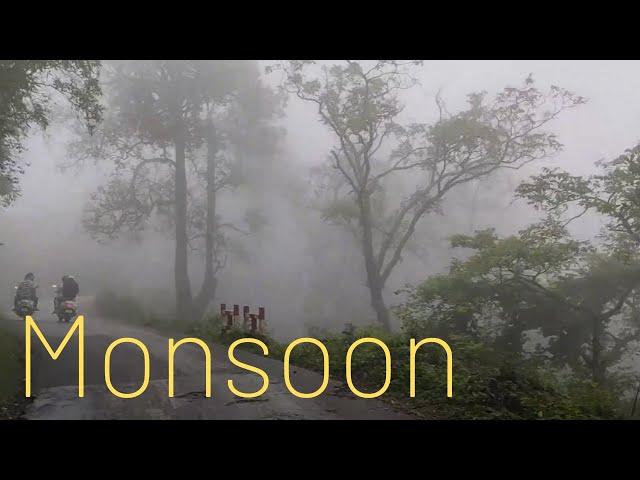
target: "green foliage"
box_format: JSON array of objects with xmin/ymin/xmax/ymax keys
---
[
  {"xmin": 190, "ymin": 313, "xmax": 619, "ymax": 419},
  {"xmin": 400, "ymin": 221, "xmax": 640, "ymax": 387},
  {"xmin": 0, "ymin": 324, "xmax": 23, "ymax": 418},
  {"xmin": 512, "ymin": 144, "xmax": 640, "ymax": 384},
  {"xmin": 320, "ymin": 197, "xmax": 362, "ymax": 226},
  {"xmin": 398, "ymin": 223, "xmax": 588, "ymax": 345},
  {"xmin": 95, "ymin": 289, "xmax": 171, "ymax": 327},
  {"xmin": 0, "ymin": 60, "xmax": 103, "ymax": 205},
  {"xmin": 402, "ymin": 334, "xmax": 618, "ymax": 420},
  {"xmin": 517, "ymin": 144, "xmax": 640, "ymax": 261}
]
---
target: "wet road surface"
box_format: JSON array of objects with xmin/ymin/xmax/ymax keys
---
[{"xmin": 2, "ymin": 300, "xmax": 414, "ymax": 420}]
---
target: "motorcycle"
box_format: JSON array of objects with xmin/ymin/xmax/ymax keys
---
[
  {"xmin": 13, "ymin": 287, "xmax": 35, "ymax": 320},
  {"xmin": 52, "ymin": 284, "xmax": 78, "ymax": 323}
]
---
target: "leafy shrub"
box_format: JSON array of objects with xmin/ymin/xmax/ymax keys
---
[
  {"xmin": 95, "ymin": 289, "xmax": 170, "ymax": 326},
  {"xmin": 191, "ymin": 313, "xmax": 620, "ymax": 419},
  {"xmin": 0, "ymin": 320, "xmax": 24, "ymax": 418}
]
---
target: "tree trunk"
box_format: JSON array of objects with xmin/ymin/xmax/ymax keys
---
[
  {"xmin": 194, "ymin": 117, "xmax": 218, "ymax": 317},
  {"xmin": 368, "ymin": 272, "xmax": 391, "ymax": 330},
  {"xmin": 174, "ymin": 127, "xmax": 193, "ymax": 320},
  {"xmin": 358, "ymin": 193, "xmax": 391, "ymax": 330}
]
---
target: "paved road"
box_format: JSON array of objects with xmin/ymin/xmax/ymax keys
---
[{"xmin": 1, "ymin": 298, "xmax": 414, "ymax": 420}]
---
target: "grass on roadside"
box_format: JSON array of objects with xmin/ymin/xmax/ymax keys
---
[
  {"xmin": 95, "ymin": 289, "xmax": 174, "ymax": 328},
  {"xmin": 0, "ymin": 320, "xmax": 24, "ymax": 419},
  {"xmin": 188, "ymin": 313, "xmax": 621, "ymax": 420},
  {"xmin": 93, "ymin": 291, "xmax": 621, "ymax": 419}
]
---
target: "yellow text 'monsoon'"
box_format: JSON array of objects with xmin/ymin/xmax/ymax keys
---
[{"xmin": 24, "ymin": 316, "xmax": 453, "ymax": 400}]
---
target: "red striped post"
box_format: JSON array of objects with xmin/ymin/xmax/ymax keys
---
[
  {"xmin": 243, "ymin": 306, "xmax": 250, "ymax": 331},
  {"xmin": 220, "ymin": 304, "xmax": 228, "ymax": 332},
  {"xmin": 258, "ymin": 307, "xmax": 265, "ymax": 333}
]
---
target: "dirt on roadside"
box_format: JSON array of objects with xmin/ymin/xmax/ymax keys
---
[{"xmin": 0, "ymin": 392, "xmax": 30, "ymax": 419}]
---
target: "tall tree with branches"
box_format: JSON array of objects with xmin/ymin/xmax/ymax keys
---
[
  {"xmin": 514, "ymin": 143, "xmax": 640, "ymax": 382},
  {"xmin": 277, "ymin": 60, "xmax": 584, "ymax": 329},
  {"xmin": 72, "ymin": 60, "xmax": 281, "ymax": 319}
]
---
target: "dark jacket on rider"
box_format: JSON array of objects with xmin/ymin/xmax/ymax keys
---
[
  {"xmin": 16, "ymin": 280, "xmax": 37, "ymax": 300},
  {"xmin": 15, "ymin": 279, "xmax": 38, "ymax": 309},
  {"xmin": 61, "ymin": 277, "xmax": 79, "ymax": 300}
]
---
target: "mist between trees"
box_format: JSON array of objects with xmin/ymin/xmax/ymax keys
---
[{"xmin": 4, "ymin": 60, "xmax": 640, "ymax": 416}]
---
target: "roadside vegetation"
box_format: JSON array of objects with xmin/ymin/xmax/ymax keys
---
[
  {"xmin": 186, "ymin": 313, "xmax": 620, "ymax": 420},
  {"xmin": 95, "ymin": 289, "xmax": 175, "ymax": 329},
  {"xmin": 93, "ymin": 140, "xmax": 640, "ymax": 420},
  {"xmin": 0, "ymin": 318, "xmax": 25, "ymax": 419},
  {"xmin": 96, "ymin": 286, "xmax": 625, "ymax": 419}
]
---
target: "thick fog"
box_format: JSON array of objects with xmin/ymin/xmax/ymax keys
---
[{"xmin": 2, "ymin": 60, "xmax": 640, "ymax": 339}]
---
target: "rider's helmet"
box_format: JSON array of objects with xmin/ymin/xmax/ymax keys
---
[{"xmin": 24, "ymin": 272, "xmax": 34, "ymax": 281}]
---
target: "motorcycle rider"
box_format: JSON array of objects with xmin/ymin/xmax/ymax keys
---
[
  {"xmin": 14, "ymin": 272, "xmax": 38, "ymax": 311},
  {"xmin": 54, "ymin": 275, "xmax": 79, "ymax": 313}
]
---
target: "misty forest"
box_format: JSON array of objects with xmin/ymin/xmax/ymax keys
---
[{"xmin": 3, "ymin": 60, "xmax": 640, "ymax": 419}]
